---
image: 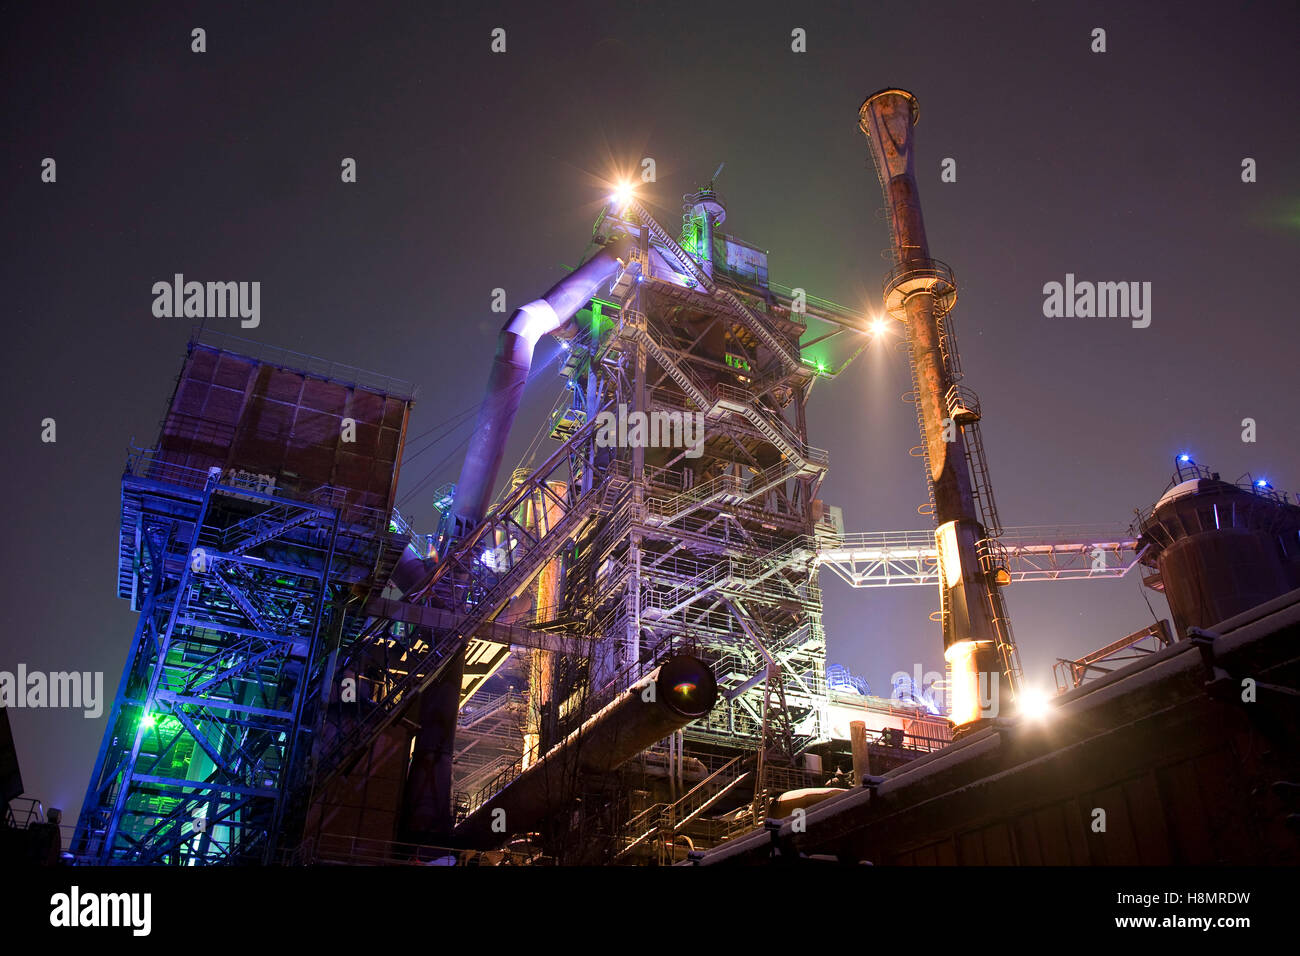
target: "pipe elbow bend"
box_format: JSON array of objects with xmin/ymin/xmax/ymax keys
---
[{"xmin": 503, "ymin": 299, "xmax": 560, "ymax": 348}]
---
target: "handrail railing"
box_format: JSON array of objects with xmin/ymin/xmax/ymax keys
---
[
  {"xmin": 192, "ymin": 328, "xmax": 419, "ymax": 399},
  {"xmin": 882, "ymin": 258, "xmax": 958, "ymax": 318},
  {"xmin": 124, "ymin": 446, "xmax": 409, "ymax": 540}
]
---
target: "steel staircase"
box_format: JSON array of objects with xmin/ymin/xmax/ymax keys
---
[
  {"xmin": 627, "ymin": 322, "xmax": 823, "ymax": 475},
  {"xmin": 220, "ymin": 502, "xmax": 317, "ymax": 556},
  {"xmin": 624, "ymin": 324, "xmax": 712, "ymax": 411},
  {"xmin": 671, "ymin": 755, "xmax": 753, "ymax": 832},
  {"xmin": 614, "ymin": 754, "xmax": 753, "ymax": 861},
  {"xmin": 312, "ymin": 414, "xmax": 628, "ymax": 792},
  {"xmin": 646, "ymin": 536, "xmax": 816, "ymax": 615},
  {"xmin": 312, "ymin": 483, "xmax": 612, "ymax": 788},
  {"xmin": 622, "ymin": 320, "xmax": 825, "ymax": 528},
  {"xmin": 117, "ymin": 495, "xmax": 142, "ymax": 603},
  {"xmin": 625, "ymin": 197, "xmax": 801, "ymax": 371},
  {"xmin": 213, "ymin": 567, "xmax": 270, "ymax": 631},
  {"xmin": 645, "ymin": 457, "xmax": 804, "ymax": 527}
]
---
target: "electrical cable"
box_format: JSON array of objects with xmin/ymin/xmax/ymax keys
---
[{"xmin": 394, "ymin": 316, "xmax": 602, "ymax": 512}]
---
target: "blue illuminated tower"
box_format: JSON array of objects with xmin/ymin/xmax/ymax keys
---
[{"xmin": 73, "ymin": 332, "xmax": 415, "ymax": 864}]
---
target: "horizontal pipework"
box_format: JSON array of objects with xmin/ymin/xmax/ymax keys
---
[{"xmin": 454, "ymin": 655, "xmax": 717, "ymax": 849}]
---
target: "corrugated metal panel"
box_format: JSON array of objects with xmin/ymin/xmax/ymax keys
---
[{"xmin": 155, "ymin": 343, "xmax": 412, "ymax": 512}]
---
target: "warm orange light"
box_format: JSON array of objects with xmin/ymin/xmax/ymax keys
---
[
  {"xmin": 944, "ymin": 640, "xmax": 983, "ymax": 726},
  {"xmin": 870, "ymin": 317, "xmax": 889, "ymax": 336}
]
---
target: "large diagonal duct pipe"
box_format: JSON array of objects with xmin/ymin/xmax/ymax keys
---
[
  {"xmin": 386, "ymin": 233, "xmax": 631, "ymax": 594},
  {"xmin": 454, "ymin": 655, "xmax": 717, "ymax": 850},
  {"xmin": 859, "ymin": 89, "xmax": 1009, "ymax": 724},
  {"xmin": 447, "ymin": 232, "xmax": 633, "ymax": 543},
  {"xmin": 398, "ymin": 231, "xmax": 632, "ymax": 845}
]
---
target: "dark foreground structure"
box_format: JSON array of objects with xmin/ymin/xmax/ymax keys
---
[{"xmin": 690, "ymin": 587, "xmax": 1300, "ymax": 865}]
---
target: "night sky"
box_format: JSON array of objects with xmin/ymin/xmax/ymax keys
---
[{"xmin": 3, "ymin": 0, "xmax": 1298, "ymax": 824}]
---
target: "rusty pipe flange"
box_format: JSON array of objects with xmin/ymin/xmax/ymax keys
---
[
  {"xmin": 883, "ymin": 257, "xmax": 957, "ymax": 319},
  {"xmin": 858, "ymin": 87, "xmax": 920, "ymax": 136}
]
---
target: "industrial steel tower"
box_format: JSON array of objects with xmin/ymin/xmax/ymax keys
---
[
  {"xmin": 215, "ymin": 167, "xmax": 866, "ymax": 863},
  {"xmin": 73, "ymin": 335, "xmax": 417, "ymax": 864},
  {"xmin": 859, "ymin": 89, "xmax": 1020, "ymax": 724},
  {"xmin": 440, "ymin": 180, "xmax": 843, "ymax": 858}
]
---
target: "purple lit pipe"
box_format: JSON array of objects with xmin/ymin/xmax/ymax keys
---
[{"xmin": 446, "ymin": 234, "xmax": 633, "ymax": 542}]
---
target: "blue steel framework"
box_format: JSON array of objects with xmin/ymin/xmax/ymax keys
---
[{"xmin": 74, "ymin": 403, "xmax": 412, "ymax": 866}]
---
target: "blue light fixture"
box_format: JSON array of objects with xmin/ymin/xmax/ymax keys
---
[{"xmin": 1178, "ymin": 454, "xmax": 1191, "ymax": 463}]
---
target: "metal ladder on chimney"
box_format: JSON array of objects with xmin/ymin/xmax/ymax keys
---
[{"xmin": 938, "ymin": 305, "xmax": 1022, "ymax": 696}]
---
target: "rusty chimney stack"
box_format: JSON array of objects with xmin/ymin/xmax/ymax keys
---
[{"xmin": 859, "ymin": 89, "xmax": 1018, "ymax": 725}]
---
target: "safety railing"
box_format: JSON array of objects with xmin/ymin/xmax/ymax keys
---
[
  {"xmin": 645, "ymin": 456, "xmax": 807, "ymax": 526},
  {"xmin": 767, "ymin": 280, "xmax": 864, "ymax": 326},
  {"xmin": 460, "ymin": 757, "xmax": 526, "ymax": 818},
  {"xmin": 193, "ymin": 328, "xmax": 419, "ymax": 399},
  {"xmin": 711, "ymin": 383, "xmax": 819, "ymax": 461},
  {"xmin": 945, "ymin": 383, "xmax": 981, "ymax": 423},
  {"xmin": 882, "ymin": 257, "xmax": 958, "ymax": 318},
  {"xmin": 124, "ymin": 446, "xmax": 408, "ymax": 542},
  {"xmin": 458, "ymin": 690, "xmax": 525, "ymax": 728},
  {"xmin": 628, "ymin": 198, "xmax": 801, "ymax": 370}
]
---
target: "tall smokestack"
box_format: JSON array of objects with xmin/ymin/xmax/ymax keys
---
[{"xmin": 859, "ymin": 89, "xmax": 1015, "ymax": 725}]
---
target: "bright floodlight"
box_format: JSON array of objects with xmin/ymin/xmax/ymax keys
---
[
  {"xmin": 1017, "ymin": 685, "xmax": 1054, "ymax": 721},
  {"xmin": 870, "ymin": 318, "xmax": 889, "ymax": 337},
  {"xmin": 609, "ymin": 181, "xmax": 635, "ymax": 210}
]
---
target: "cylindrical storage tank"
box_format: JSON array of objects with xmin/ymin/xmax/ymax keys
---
[
  {"xmin": 1157, "ymin": 529, "xmax": 1288, "ymax": 636},
  {"xmin": 1138, "ymin": 477, "xmax": 1298, "ymax": 637}
]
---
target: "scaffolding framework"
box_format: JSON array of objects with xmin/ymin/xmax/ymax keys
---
[
  {"xmin": 437, "ymin": 200, "xmax": 841, "ymax": 853},
  {"xmin": 75, "ymin": 337, "xmax": 415, "ymax": 865}
]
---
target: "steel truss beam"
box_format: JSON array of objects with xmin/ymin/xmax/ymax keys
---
[
  {"xmin": 74, "ymin": 466, "xmax": 364, "ymax": 865},
  {"xmin": 816, "ymin": 525, "xmax": 1145, "ymax": 587}
]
